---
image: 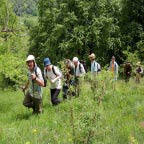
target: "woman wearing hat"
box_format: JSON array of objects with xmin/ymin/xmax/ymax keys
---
[{"xmin": 44, "ymin": 58, "xmax": 62, "ymax": 105}]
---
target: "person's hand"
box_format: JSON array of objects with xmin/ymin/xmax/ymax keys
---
[
  {"xmin": 21, "ymin": 86, "xmax": 26, "ymax": 92},
  {"xmin": 31, "ymin": 73, "xmax": 36, "ymax": 80},
  {"xmin": 51, "ymin": 79, "xmax": 55, "ymax": 83}
]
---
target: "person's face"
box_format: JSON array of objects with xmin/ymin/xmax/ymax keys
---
[
  {"xmin": 45, "ymin": 65, "xmax": 51, "ymax": 71},
  {"xmin": 66, "ymin": 64, "xmax": 70, "ymax": 68},
  {"xmin": 89, "ymin": 57, "xmax": 92, "ymax": 61},
  {"xmin": 27, "ymin": 60, "xmax": 34, "ymax": 70},
  {"xmin": 111, "ymin": 57, "xmax": 115, "ymax": 63},
  {"xmin": 89, "ymin": 57, "xmax": 94, "ymax": 61},
  {"xmin": 73, "ymin": 61, "xmax": 78, "ymax": 66}
]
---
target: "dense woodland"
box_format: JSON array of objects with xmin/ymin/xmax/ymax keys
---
[{"xmin": 0, "ymin": 0, "xmax": 144, "ymax": 88}]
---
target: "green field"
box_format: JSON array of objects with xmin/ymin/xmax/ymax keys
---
[{"xmin": 0, "ymin": 77, "xmax": 144, "ymax": 144}]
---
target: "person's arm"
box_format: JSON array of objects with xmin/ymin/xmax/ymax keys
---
[
  {"xmin": 115, "ymin": 63, "xmax": 118, "ymax": 74},
  {"xmin": 31, "ymin": 69, "xmax": 44, "ymax": 87},
  {"xmin": 78, "ymin": 64, "xmax": 85, "ymax": 77},
  {"xmin": 140, "ymin": 67, "xmax": 143, "ymax": 74},
  {"xmin": 51, "ymin": 66, "xmax": 62, "ymax": 83},
  {"xmin": 81, "ymin": 64, "xmax": 86, "ymax": 74},
  {"xmin": 35, "ymin": 76, "xmax": 44, "ymax": 86},
  {"xmin": 22, "ymin": 80, "xmax": 29, "ymax": 92}
]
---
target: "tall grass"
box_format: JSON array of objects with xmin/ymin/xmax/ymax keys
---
[{"xmin": 0, "ymin": 74, "xmax": 144, "ymax": 144}]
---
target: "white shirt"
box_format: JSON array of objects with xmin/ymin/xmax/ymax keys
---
[
  {"xmin": 91, "ymin": 61, "xmax": 101, "ymax": 73},
  {"xmin": 44, "ymin": 66, "xmax": 62, "ymax": 89},
  {"xmin": 74, "ymin": 61, "xmax": 86, "ymax": 77}
]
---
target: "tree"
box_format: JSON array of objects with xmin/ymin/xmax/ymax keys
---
[
  {"xmin": 0, "ymin": 0, "xmax": 28, "ymax": 89},
  {"xmin": 29, "ymin": 0, "xmax": 122, "ymax": 67},
  {"xmin": 120, "ymin": 0, "xmax": 144, "ymax": 60}
]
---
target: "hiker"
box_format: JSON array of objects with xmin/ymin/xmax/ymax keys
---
[
  {"xmin": 108, "ymin": 56, "xmax": 119, "ymax": 81},
  {"xmin": 62, "ymin": 59, "xmax": 75, "ymax": 99},
  {"xmin": 44, "ymin": 57, "xmax": 62, "ymax": 105},
  {"xmin": 89, "ymin": 53, "xmax": 101, "ymax": 79},
  {"xmin": 22, "ymin": 55, "xmax": 44, "ymax": 114},
  {"xmin": 135, "ymin": 62, "xmax": 143, "ymax": 83},
  {"xmin": 73, "ymin": 57, "xmax": 86, "ymax": 96},
  {"xmin": 123, "ymin": 62, "xmax": 132, "ymax": 82}
]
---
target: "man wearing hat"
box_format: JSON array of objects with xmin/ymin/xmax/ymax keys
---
[
  {"xmin": 44, "ymin": 57, "xmax": 62, "ymax": 105},
  {"xmin": 22, "ymin": 55, "xmax": 44, "ymax": 114},
  {"xmin": 89, "ymin": 53, "xmax": 101, "ymax": 78},
  {"xmin": 73, "ymin": 57, "xmax": 86, "ymax": 96}
]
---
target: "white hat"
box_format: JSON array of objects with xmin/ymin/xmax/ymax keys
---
[
  {"xmin": 73, "ymin": 57, "xmax": 78, "ymax": 62},
  {"xmin": 26, "ymin": 55, "xmax": 35, "ymax": 62}
]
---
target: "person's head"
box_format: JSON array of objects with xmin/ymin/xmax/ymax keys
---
[
  {"xmin": 73, "ymin": 57, "xmax": 79, "ymax": 66},
  {"xmin": 65, "ymin": 59, "xmax": 72, "ymax": 68},
  {"xmin": 89, "ymin": 53, "xmax": 95, "ymax": 61},
  {"xmin": 111, "ymin": 56, "xmax": 115, "ymax": 63},
  {"xmin": 26, "ymin": 55, "xmax": 35, "ymax": 71},
  {"xmin": 44, "ymin": 57, "xmax": 51, "ymax": 70}
]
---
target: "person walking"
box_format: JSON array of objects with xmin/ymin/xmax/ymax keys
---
[
  {"xmin": 62, "ymin": 59, "xmax": 75, "ymax": 99},
  {"xmin": 123, "ymin": 62, "xmax": 132, "ymax": 82},
  {"xmin": 22, "ymin": 55, "xmax": 44, "ymax": 114},
  {"xmin": 135, "ymin": 62, "xmax": 143, "ymax": 83},
  {"xmin": 109, "ymin": 56, "xmax": 119, "ymax": 81},
  {"xmin": 89, "ymin": 53, "xmax": 101, "ymax": 79},
  {"xmin": 73, "ymin": 57, "xmax": 86, "ymax": 96},
  {"xmin": 44, "ymin": 57, "xmax": 62, "ymax": 105}
]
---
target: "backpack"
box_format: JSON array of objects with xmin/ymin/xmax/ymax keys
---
[
  {"xmin": 94, "ymin": 62, "xmax": 101, "ymax": 72},
  {"xmin": 52, "ymin": 65, "xmax": 63, "ymax": 79},
  {"xmin": 45, "ymin": 65, "xmax": 63, "ymax": 81},
  {"xmin": 79, "ymin": 60, "xmax": 88, "ymax": 73}
]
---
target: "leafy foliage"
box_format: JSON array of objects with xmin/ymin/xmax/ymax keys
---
[
  {"xmin": 10, "ymin": 0, "xmax": 38, "ymax": 16},
  {"xmin": 0, "ymin": 54, "xmax": 27, "ymax": 89},
  {"xmin": 29, "ymin": 0, "xmax": 122, "ymax": 67},
  {"xmin": 120, "ymin": 0, "xmax": 144, "ymax": 60},
  {"xmin": 0, "ymin": 1, "xmax": 28, "ymax": 89}
]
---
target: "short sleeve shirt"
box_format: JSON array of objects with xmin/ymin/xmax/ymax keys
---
[{"xmin": 44, "ymin": 66, "xmax": 62, "ymax": 89}]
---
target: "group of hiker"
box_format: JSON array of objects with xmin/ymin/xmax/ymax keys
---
[
  {"xmin": 123, "ymin": 61, "xmax": 143, "ymax": 83},
  {"xmin": 22, "ymin": 54, "xmax": 143, "ymax": 114},
  {"xmin": 22, "ymin": 55, "xmax": 86, "ymax": 114}
]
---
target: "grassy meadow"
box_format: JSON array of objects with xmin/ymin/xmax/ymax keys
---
[{"xmin": 0, "ymin": 73, "xmax": 144, "ymax": 144}]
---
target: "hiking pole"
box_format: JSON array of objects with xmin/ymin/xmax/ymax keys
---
[
  {"xmin": 19, "ymin": 86, "xmax": 26, "ymax": 97},
  {"xmin": 20, "ymin": 86, "xmax": 30, "ymax": 114}
]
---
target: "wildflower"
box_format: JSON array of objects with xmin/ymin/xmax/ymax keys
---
[
  {"xmin": 68, "ymin": 138, "xmax": 72, "ymax": 142},
  {"xmin": 128, "ymin": 135, "xmax": 138, "ymax": 144},
  {"xmin": 140, "ymin": 121, "xmax": 144, "ymax": 128},
  {"xmin": 32, "ymin": 129, "xmax": 38, "ymax": 134}
]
